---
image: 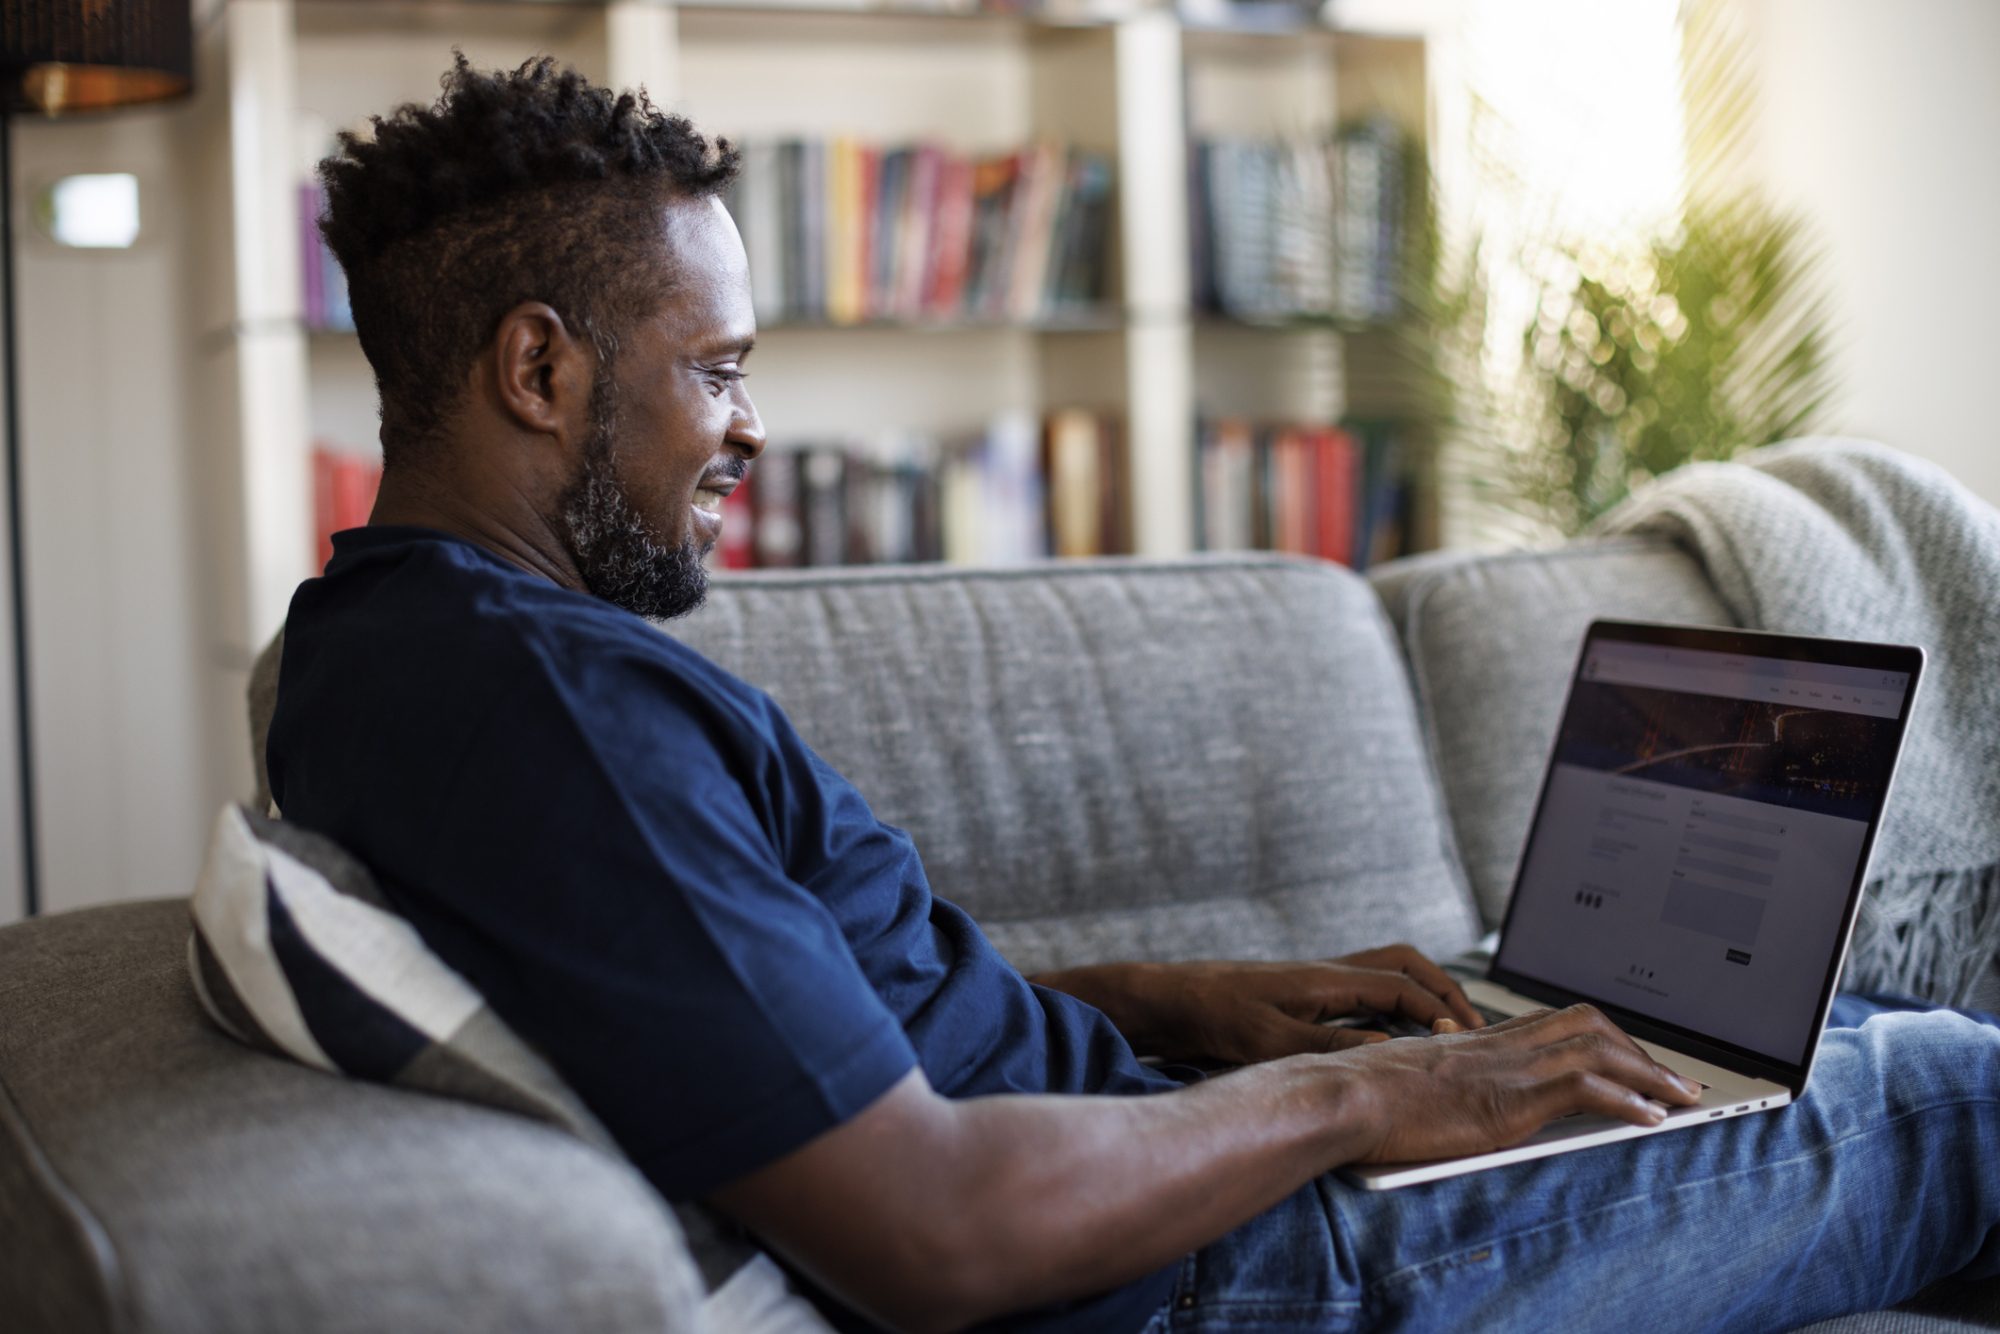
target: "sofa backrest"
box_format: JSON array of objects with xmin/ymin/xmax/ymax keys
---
[
  {"xmin": 667, "ymin": 556, "xmax": 1480, "ymax": 972},
  {"xmin": 1369, "ymin": 537, "xmax": 1736, "ymax": 927},
  {"xmin": 251, "ymin": 555, "xmax": 1483, "ymax": 973}
]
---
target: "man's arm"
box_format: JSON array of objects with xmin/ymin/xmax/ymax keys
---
[{"xmin": 711, "ymin": 1003, "xmax": 1701, "ymax": 1334}]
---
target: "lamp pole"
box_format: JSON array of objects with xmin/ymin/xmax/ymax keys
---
[{"xmin": 0, "ymin": 107, "xmax": 35, "ymax": 918}]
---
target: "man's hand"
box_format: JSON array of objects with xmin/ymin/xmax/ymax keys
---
[
  {"xmin": 1032, "ymin": 944, "xmax": 1485, "ymax": 1066},
  {"xmin": 1337, "ymin": 1002, "xmax": 1704, "ymax": 1162}
]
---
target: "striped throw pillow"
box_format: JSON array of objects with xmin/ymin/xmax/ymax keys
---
[{"xmin": 186, "ymin": 804, "xmax": 830, "ymax": 1333}]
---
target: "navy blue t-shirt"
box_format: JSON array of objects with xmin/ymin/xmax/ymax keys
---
[{"xmin": 268, "ymin": 527, "xmax": 1179, "ymax": 1332}]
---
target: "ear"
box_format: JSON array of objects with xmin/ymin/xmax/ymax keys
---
[{"xmin": 487, "ymin": 301, "xmax": 595, "ymax": 445}]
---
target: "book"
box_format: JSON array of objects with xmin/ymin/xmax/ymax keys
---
[
  {"xmin": 1349, "ymin": 420, "xmax": 1409, "ymax": 569},
  {"xmin": 1199, "ymin": 418, "xmax": 1257, "ymax": 552},
  {"xmin": 967, "ymin": 151, "xmax": 1019, "ymax": 318},
  {"xmin": 1194, "ymin": 418, "xmax": 1391, "ymax": 567},
  {"xmin": 724, "ymin": 137, "xmax": 1114, "ymax": 326},
  {"xmin": 1332, "ymin": 118, "xmax": 1404, "ymax": 324},
  {"xmin": 751, "ymin": 449, "xmax": 802, "ymax": 568},
  {"xmin": 1004, "ymin": 142, "xmax": 1065, "ymax": 320},
  {"xmin": 296, "ymin": 182, "xmax": 354, "ymax": 332},
  {"xmin": 1051, "ymin": 152, "xmax": 1114, "ymax": 310},
  {"xmin": 714, "ymin": 410, "xmax": 1116, "ymax": 571},
  {"xmin": 1190, "ymin": 122, "xmax": 1405, "ymax": 323},
  {"xmin": 872, "ymin": 147, "xmax": 908, "ymax": 320},
  {"xmin": 1044, "ymin": 408, "xmax": 1105, "ymax": 558},
  {"xmin": 717, "ymin": 472, "xmax": 756, "ymax": 570},
  {"xmin": 299, "ymin": 184, "xmax": 325, "ymax": 328},
  {"xmin": 801, "ymin": 446, "xmax": 849, "ymax": 566},
  {"xmin": 1269, "ymin": 425, "xmax": 1313, "ymax": 555},
  {"xmin": 737, "ymin": 142, "xmax": 787, "ymax": 324},
  {"xmin": 1312, "ymin": 426, "xmax": 1358, "ymax": 568},
  {"xmin": 803, "ymin": 138, "xmax": 828, "ymax": 320},
  {"xmin": 925, "ymin": 153, "xmax": 975, "ymax": 317},
  {"xmin": 826, "ymin": 137, "xmax": 863, "ymax": 325},
  {"xmin": 776, "ymin": 141, "xmax": 803, "ymax": 316},
  {"xmin": 856, "ymin": 143, "xmax": 882, "ymax": 321},
  {"xmin": 894, "ymin": 145, "xmax": 941, "ymax": 321},
  {"xmin": 1096, "ymin": 414, "xmax": 1129, "ymax": 556},
  {"xmin": 311, "ymin": 445, "xmax": 381, "ymax": 571}
]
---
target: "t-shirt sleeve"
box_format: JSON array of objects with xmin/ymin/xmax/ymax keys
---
[{"xmin": 405, "ymin": 640, "xmax": 919, "ymax": 1200}]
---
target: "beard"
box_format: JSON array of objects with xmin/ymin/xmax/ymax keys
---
[{"xmin": 556, "ymin": 378, "xmax": 711, "ymax": 621}]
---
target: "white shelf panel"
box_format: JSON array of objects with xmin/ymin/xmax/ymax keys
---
[
  {"xmin": 1191, "ymin": 322, "xmax": 1344, "ymax": 423},
  {"xmin": 295, "ymin": 2, "xmax": 612, "ymax": 137},
  {"xmin": 1185, "ymin": 33, "xmax": 1338, "ymax": 139},
  {"xmin": 673, "ymin": 11, "xmax": 1045, "ymax": 145},
  {"xmin": 305, "ymin": 334, "xmax": 384, "ymax": 453},
  {"xmin": 734, "ymin": 324, "xmax": 1043, "ymax": 439},
  {"xmin": 295, "ymin": 0, "xmax": 608, "ymax": 42}
]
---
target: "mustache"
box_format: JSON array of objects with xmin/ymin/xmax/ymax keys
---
[{"xmin": 704, "ymin": 454, "xmax": 750, "ymax": 485}]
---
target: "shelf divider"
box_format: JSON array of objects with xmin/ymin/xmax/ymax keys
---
[{"xmin": 1114, "ymin": 10, "xmax": 1192, "ymax": 557}]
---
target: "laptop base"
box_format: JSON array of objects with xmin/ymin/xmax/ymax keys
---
[{"xmin": 1339, "ymin": 977, "xmax": 1791, "ymax": 1191}]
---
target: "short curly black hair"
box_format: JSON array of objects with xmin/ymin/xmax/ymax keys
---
[{"xmin": 319, "ymin": 54, "xmax": 739, "ymax": 465}]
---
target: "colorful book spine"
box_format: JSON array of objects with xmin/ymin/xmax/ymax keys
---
[
  {"xmin": 826, "ymin": 137, "xmax": 863, "ymax": 325},
  {"xmin": 1043, "ymin": 407, "xmax": 1104, "ymax": 558},
  {"xmin": 1191, "ymin": 120, "xmax": 1404, "ymax": 323},
  {"xmin": 1194, "ymin": 418, "xmax": 1397, "ymax": 568},
  {"xmin": 713, "ymin": 410, "xmax": 1117, "ymax": 572},
  {"xmin": 725, "ymin": 138, "xmax": 1112, "ymax": 326},
  {"xmin": 299, "ymin": 184, "xmax": 325, "ymax": 328},
  {"xmin": 1312, "ymin": 426, "xmax": 1358, "ymax": 568},
  {"xmin": 926, "ymin": 153, "xmax": 975, "ymax": 317}
]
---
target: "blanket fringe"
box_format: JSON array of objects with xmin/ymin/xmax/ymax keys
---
[{"xmin": 1842, "ymin": 862, "xmax": 2000, "ymax": 1010}]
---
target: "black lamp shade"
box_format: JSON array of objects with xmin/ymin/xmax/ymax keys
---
[{"xmin": 0, "ymin": 0, "xmax": 193, "ymax": 116}]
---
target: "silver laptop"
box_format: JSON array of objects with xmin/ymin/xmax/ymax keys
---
[{"xmin": 1347, "ymin": 619, "xmax": 1925, "ymax": 1190}]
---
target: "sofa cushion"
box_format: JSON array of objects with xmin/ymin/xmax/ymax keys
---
[
  {"xmin": 1376, "ymin": 538, "xmax": 1737, "ymax": 927},
  {"xmin": 0, "ymin": 899, "xmax": 703, "ymax": 1334},
  {"xmin": 670, "ymin": 556, "xmax": 1481, "ymax": 972}
]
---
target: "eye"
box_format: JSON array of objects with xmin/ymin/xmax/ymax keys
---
[{"xmin": 702, "ymin": 366, "xmax": 747, "ymax": 397}]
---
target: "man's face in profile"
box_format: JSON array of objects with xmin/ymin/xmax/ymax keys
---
[{"xmin": 558, "ymin": 195, "xmax": 762, "ymax": 620}]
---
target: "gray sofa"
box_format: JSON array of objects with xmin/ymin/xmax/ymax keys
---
[{"xmin": 2, "ymin": 539, "xmax": 1994, "ymax": 1333}]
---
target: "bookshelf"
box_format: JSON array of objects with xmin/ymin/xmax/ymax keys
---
[{"xmin": 188, "ymin": 0, "xmax": 1437, "ymax": 654}]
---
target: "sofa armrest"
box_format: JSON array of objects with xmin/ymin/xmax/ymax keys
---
[{"xmin": 0, "ymin": 900, "xmax": 705, "ymax": 1334}]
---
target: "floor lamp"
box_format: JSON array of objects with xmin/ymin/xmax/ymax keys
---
[{"xmin": 0, "ymin": 2, "xmax": 192, "ymax": 916}]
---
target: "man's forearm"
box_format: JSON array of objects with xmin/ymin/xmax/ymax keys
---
[
  {"xmin": 930, "ymin": 1055, "xmax": 1376, "ymax": 1321},
  {"xmin": 717, "ymin": 1056, "xmax": 1377, "ymax": 1334}
]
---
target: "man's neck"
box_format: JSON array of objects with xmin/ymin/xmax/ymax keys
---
[{"xmin": 369, "ymin": 459, "xmax": 586, "ymax": 595}]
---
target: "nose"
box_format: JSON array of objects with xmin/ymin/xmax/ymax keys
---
[{"xmin": 728, "ymin": 391, "xmax": 766, "ymax": 462}]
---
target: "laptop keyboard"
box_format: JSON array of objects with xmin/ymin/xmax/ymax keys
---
[{"xmin": 1361, "ymin": 1003, "xmax": 1511, "ymax": 1039}]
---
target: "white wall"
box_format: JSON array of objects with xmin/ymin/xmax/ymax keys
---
[
  {"xmin": 1742, "ymin": 0, "xmax": 2000, "ymax": 506},
  {"xmin": 1, "ymin": 104, "xmax": 224, "ymax": 922}
]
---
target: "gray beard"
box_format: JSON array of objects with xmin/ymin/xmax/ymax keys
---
[{"xmin": 557, "ymin": 383, "xmax": 710, "ymax": 621}]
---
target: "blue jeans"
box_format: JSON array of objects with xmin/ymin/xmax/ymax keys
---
[{"xmin": 1137, "ymin": 995, "xmax": 2000, "ymax": 1333}]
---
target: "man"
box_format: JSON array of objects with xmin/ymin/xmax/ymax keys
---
[{"xmin": 271, "ymin": 57, "xmax": 2000, "ymax": 1334}]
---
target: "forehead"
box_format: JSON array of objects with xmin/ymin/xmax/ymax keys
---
[{"xmin": 647, "ymin": 194, "xmax": 754, "ymax": 349}]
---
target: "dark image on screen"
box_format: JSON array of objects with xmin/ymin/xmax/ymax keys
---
[{"xmin": 1554, "ymin": 682, "xmax": 1899, "ymax": 822}]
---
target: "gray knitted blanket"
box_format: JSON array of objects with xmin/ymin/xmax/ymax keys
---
[{"xmin": 1595, "ymin": 438, "xmax": 2000, "ymax": 1008}]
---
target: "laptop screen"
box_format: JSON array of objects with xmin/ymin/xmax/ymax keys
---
[{"xmin": 1492, "ymin": 625, "xmax": 1917, "ymax": 1070}]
